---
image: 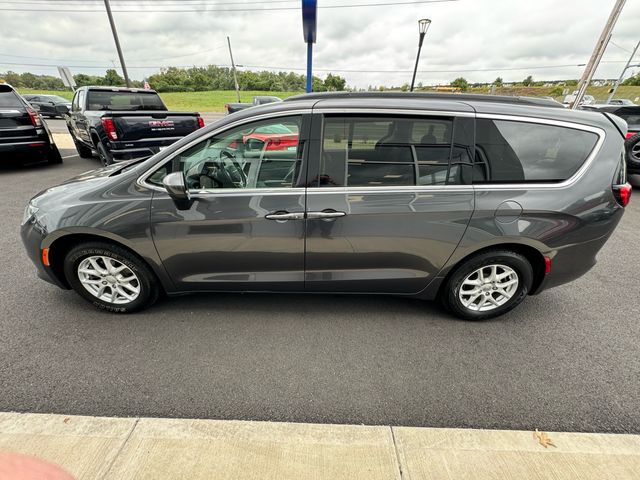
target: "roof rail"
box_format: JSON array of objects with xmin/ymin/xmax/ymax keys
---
[{"xmin": 284, "ymin": 91, "xmax": 564, "ymax": 108}]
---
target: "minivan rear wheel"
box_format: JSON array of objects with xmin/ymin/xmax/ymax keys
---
[
  {"xmin": 63, "ymin": 242, "xmax": 159, "ymax": 313},
  {"xmin": 442, "ymin": 250, "xmax": 533, "ymax": 321}
]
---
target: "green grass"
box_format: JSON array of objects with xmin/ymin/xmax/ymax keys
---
[
  {"xmin": 17, "ymin": 88, "xmax": 302, "ymax": 112},
  {"xmin": 17, "ymin": 85, "xmax": 640, "ymax": 110}
]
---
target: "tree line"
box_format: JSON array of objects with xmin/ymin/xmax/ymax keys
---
[{"xmin": 0, "ymin": 67, "xmax": 347, "ymax": 92}]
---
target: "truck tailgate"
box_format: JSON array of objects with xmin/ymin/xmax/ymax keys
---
[{"xmin": 109, "ymin": 111, "xmax": 200, "ymax": 141}]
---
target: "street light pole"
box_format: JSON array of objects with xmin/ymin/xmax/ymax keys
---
[
  {"xmin": 606, "ymin": 39, "xmax": 640, "ymax": 104},
  {"xmin": 410, "ymin": 18, "xmax": 431, "ymax": 92},
  {"xmin": 103, "ymin": 0, "xmax": 131, "ymax": 87}
]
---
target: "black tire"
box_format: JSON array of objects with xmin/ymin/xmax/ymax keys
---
[
  {"xmin": 46, "ymin": 144, "xmax": 63, "ymax": 165},
  {"xmin": 72, "ymin": 135, "xmax": 93, "ymax": 158},
  {"xmin": 96, "ymin": 141, "xmax": 114, "ymax": 166},
  {"xmin": 441, "ymin": 250, "xmax": 534, "ymax": 321},
  {"xmin": 625, "ymin": 132, "xmax": 640, "ymax": 167},
  {"xmin": 63, "ymin": 241, "xmax": 159, "ymax": 313}
]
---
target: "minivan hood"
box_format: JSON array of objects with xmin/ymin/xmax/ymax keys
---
[{"xmin": 30, "ymin": 159, "xmax": 145, "ymax": 209}]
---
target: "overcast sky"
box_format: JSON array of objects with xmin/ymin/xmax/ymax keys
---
[{"xmin": 1, "ymin": 0, "xmax": 639, "ymax": 88}]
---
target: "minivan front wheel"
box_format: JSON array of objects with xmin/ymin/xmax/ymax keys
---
[
  {"xmin": 63, "ymin": 242, "xmax": 159, "ymax": 313},
  {"xmin": 442, "ymin": 250, "xmax": 533, "ymax": 321}
]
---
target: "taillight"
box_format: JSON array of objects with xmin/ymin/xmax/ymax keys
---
[
  {"xmin": 101, "ymin": 117, "xmax": 118, "ymax": 141},
  {"xmin": 197, "ymin": 116, "xmax": 205, "ymax": 128},
  {"xmin": 613, "ymin": 183, "xmax": 632, "ymax": 207},
  {"xmin": 27, "ymin": 108, "xmax": 42, "ymax": 127},
  {"xmin": 625, "ymin": 132, "xmax": 636, "ymax": 139}
]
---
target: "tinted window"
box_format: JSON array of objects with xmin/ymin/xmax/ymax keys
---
[
  {"xmin": 318, "ymin": 115, "xmax": 471, "ymax": 187},
  {"xmin": 86, "ymin": 90, "xmax": 166, "ymax": 111},
  {"xmin": 0, "ymin": 91, "xmax": 23, "ymax": 108},
  {"xmin": 474, "ymin": 119, "xmax": 598, "ymax": 183},
  {"xmin": 148, "ymin": 116, "xmax": 303, "ymax": 190}
]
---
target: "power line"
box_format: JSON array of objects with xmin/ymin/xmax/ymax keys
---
[
  {"xmin": 0, "ymin": 0, "xmax": 459, "ymax": 12},
  {"xmin": 0, "ymin": 45, "xmax": 227, "ymax": 64},
  {"xmin": 0, "ymin": 60, "xmax": 629, "ymax": 73}
]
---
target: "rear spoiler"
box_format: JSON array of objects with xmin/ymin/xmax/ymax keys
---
[{"xmin": 602, "ymin": 112, "xmax": 628, "ymax": 139}]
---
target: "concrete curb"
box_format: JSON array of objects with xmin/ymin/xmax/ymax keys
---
[{"xmin": 1, "ymin": 412, "xmax": 639, "ymax": 479}]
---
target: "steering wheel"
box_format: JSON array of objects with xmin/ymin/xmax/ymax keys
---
[{"xmin": 220, "ymin": 150, "xmax": 247, "ymax": 188}]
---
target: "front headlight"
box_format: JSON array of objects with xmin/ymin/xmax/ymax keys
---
[{"xmin": 22, "ymin": 203, "xmax": 39, "ymax": 225}]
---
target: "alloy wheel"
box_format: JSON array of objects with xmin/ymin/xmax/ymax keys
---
[
  {"xmin": 77, "ymin": 255, "xmax": 140, "ymax": 304},
  {"xmin": 458, "ymin": 264, "xmax": 519, "ymax": 312}
]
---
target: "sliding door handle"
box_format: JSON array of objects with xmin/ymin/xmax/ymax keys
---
[
  {"xmin": 265, "ymin": 211, "xmax": 305, "ymax": 221},
  {"xmin": 307, "ymin": 210, "xmax": 347, "ymax": 220}
]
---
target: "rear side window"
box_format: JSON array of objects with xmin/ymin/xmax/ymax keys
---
[
  {"xmin": 317, "ymin": 115, "xmax": 472, "ymax": 187},
  {"xmin": 0, "ymin": 90, "xmax": 23, "ymax": 108},
  {"xmin": 86, "ymin": 90, "xmax": 166, "ymax": 111},
  {"xmin": 474, "ymin": 119, "xmax": 598, "ymax": 183}
]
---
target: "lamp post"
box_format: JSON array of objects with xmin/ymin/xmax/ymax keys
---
[{"xmin": 410, "ymin": 18, "xmax": 431, "ymax": 92}]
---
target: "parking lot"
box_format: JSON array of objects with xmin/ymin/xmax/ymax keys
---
[{"xmin": 1, "ymin": 134, "xmax": 639, "ymax": 435}]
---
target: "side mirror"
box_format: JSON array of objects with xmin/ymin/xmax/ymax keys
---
[
  {"xmin": 162, "ymin": 172, "xmax": 193, "ymax": 210},
  {"xmin": 56, "ymin": 105, "xmax": 70, "ymax": 115}
]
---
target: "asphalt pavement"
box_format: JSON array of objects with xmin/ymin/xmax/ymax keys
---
[{"xmin": 0, "ymin": 149, "xmax": 638, "ymax": 434}]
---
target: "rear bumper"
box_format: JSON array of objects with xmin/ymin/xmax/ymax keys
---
[
  {"xmin": 108, "ymin": 136, "xmax": 186, "ymax": 161},
  {"xmin": 0, "ymin": 129, "xmax": 52, "ymax": 157}
]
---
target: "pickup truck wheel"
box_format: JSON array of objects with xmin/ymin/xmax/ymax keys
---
[
  {"xmin": 96, "ymin": 141, "xmax": 114, "ymax": 166},
  {"xmin": 72, "ymin": 136, "xmax": 93, "ymax": 158}
]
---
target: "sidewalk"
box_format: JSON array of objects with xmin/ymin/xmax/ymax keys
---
[{"xmin": 1, "ymin": 412, "xmax": 639, "ymax": 479}]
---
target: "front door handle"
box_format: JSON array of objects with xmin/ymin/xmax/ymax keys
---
[
  {"xmin": 307, "ymin": 210, "xmax": 347, "ymax": 219},
  {"xmin": 265, "ymin": 211, "xmax": 305, "ymax": 221}
]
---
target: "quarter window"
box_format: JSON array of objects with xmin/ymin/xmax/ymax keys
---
[
  {"xmin": 474, "ymin": 119, "xmax": 599, "ymax": 183},
  {"xmin": 147, "ymin": 116, "xmax": 303, "ymax": 190},
  {"xmin": 317, "ymin": 116, "xmax": 471, "ymax": 187}
]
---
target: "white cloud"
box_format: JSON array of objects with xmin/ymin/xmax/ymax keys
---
[{"xmin": 0, "ymin": 0, "xmax": 639, "ymax": 88}]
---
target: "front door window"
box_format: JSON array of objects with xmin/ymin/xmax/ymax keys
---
[{"xmin": 147, "ymin": 115, "xmax": 303, "ymax": 191}]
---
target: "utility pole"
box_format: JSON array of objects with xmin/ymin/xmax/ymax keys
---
[
  {"xmin": 570, "ymin": 0, "xmax": 626, "ymax": 109},
  {"xmin": 103, "ymin": 0, "xmax": 131, "ymax": 87},
  {"xmin": 606, "ymin": 39, "xmax": 640, "ymax": 104},
  {"xmin": 227, "ymin": 36, "xmax": 241, "ymax": 103}
]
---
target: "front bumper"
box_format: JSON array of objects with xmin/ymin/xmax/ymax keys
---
[{"xmin": 20, "ymin": 219, "xmax": 68, "ymax": 289}]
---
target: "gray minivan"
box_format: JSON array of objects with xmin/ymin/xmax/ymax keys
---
[{"xmin": 21, "ymin": 93, "xmax": 632, "ymax": 320}]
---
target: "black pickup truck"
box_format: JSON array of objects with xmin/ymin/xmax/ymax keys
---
[{"xmin": 65, "ymin": 86, "xmax": 204, "ymax": 165}]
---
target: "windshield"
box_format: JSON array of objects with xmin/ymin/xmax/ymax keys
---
[
  {"xmin": 86, "ymin": 90, "xmax": 167, "ymax": 111},
  {"xmin": 44, "ymin": 95, "xmax": 69, "ymax": 103}
]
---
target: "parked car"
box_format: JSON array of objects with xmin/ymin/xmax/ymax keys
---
[
  {"xmin": 22, "ymin": 94, "xmax": 72, "ymax": 118},
  {"xmin": 582, "ymin": 104, "xmax": 640, "ymax": 177},
  {"xmin": 0, "ymin": 84, "xmax": 62, "ymax": 165},
  {"xmin": 563, "ymin": 93, "xmax": 596, "ymax": 106},
  {"xmin": 607, "ymin": 99, "xmax": 636, "ymax": 106},
  {"xmin": 225, "ymin": 95, "xmax": 282, "ymax": 114},
  {"xmin": 21, "ymin": 92, "xmax": 630, "ymax": 320},
  {"xmin": 65, "ymin": 86, "xmax": 204, "ymax": 165}
]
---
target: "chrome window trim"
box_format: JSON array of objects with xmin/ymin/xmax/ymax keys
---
[
  {"xmin": 188, "ymin": 187, "xmax": 307, "ymax": 197},
  {"xmin": 137, "ymin": 109, "xmax": 311, "ymax": 192},
  {"xmin": 315, "ymin": 107, "xmax": 474, "ymax": 118},
  {"xmin": 139, "ymin": 109, "xmax": 606, "ymax": 194},
  {"xmin": 307, "ymin": 186, "xmax": 474, "ymax": 194}
]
